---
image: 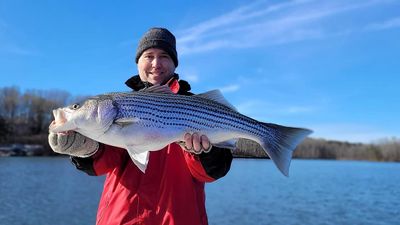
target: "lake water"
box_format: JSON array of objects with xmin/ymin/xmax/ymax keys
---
[{"xmin": 0, "ymin": 158, "xmax": 399, "ymax": 225}]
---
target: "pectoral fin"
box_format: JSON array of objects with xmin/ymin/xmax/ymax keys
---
[{"xmin": 115, "ymin": 117, "xmax": 140, "ymax": 126}]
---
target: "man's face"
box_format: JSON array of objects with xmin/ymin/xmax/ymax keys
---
[{"xmin": 137, "ymin": 48, "xmax": 176, "ymax": 85}]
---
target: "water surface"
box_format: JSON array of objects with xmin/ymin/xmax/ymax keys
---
[
  {"xmin": 207, "ymin": 159, "xmax": 400, "ymax": 225},
  {"xmin": 0, "ymin": 158, "xmax": 399, "ymax": 225}
]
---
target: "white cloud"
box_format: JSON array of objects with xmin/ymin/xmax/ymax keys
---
[
  {"xmin": 219, "ymin": 84, "xmax": 240, "ymax": 93},
  {"xmin": 176, "ymin": 0, "xmax": 398, "ymax": 55},
  {"xmin": 177, "ymin": 0, "xmax": 308, "ymax": 43},
  {"xmin": 365, "ymin": 17, "xmax": 400, "ymax": 31}
]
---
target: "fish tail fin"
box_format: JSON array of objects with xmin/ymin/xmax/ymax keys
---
[{"xmin": 258, "ymin": 123, "xmax": 312, "ymax": 177}]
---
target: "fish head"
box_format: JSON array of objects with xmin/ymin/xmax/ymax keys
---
[{"xmin": 49, "ymin": 95, "xmax": 117, "ymax": 136}]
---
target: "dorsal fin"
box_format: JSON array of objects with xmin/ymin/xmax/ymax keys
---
[
  {"xmin": 196, "ymin": 90, "xmax": 237, "ymax": 111},
  {"xmin": 140, "ymin": 85, "xmax": 174, "ymax": 94}
]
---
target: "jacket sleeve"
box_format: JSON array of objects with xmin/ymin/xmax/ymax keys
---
[
  {"xmin": 183, "ymin": 146, "xmax": 233, "ymax": 182},
  {"xmin": 70, "ymin": 144, "xmax": 127, "ymax": 176}
]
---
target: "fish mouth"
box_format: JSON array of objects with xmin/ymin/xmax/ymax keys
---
[{"xmin": 49, "ymin": 109, "xmax": 69, "ymax": 134}]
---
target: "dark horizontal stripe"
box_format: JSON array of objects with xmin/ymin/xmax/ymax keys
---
[
  {"xmin": 117, "ymin": 106, "xmax": 238, "ymax": 130},
  {"xmin": 116, "ymin": 96, "xmax": 251, "ymax": 127},
  {"xmin": 118, "ymin": 98, "xmax": 264, "ymax": 135},
  {"xmin": 122, "ymin": 108, "xmax": 236, "ymax": 131},
  {"xmin": 117, "ymin": 100, "xmax": 264, "ymax": 136},
  {"xmin": 115, "ymin": 92, "xmax": 239, "ymax": 119},
  {"xmin": 115, "ymin": 100, "xmax": 265, "ymax": 136},
  {"xmin": 134, "ymin": 92, "xmax": 237, "ymax": 114}
]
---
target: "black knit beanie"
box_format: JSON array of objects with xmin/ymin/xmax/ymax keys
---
[{"xmin": 135, "ymin": 27, "xmax": 178, "ymax": 67}]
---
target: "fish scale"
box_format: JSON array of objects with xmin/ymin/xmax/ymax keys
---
[
  {"xmin": 128, "ymin": 93, "xmax": 257, "ymax": 126},
  {"xmin": 113, "ymin": 92, "xmax": 266, "ymax": 137}
]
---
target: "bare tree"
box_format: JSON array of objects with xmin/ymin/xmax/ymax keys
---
[
  {"xmin": 0, "ymin": 115, "xmax": 8, "ymax": 141},
  {"xmin": 377, "ymin": 137, "xmax": 400, "ymax": 162},
  {"xmin": 21, "ymin": 89, "xmax": 71, "ymax": 134},
  {"xmin": 0, "ymin": 86, "xmax": 21, "ymax": 119},
  {"xmin": 44, "ymin": 89, "xmax": 72, "ymax": 106}
]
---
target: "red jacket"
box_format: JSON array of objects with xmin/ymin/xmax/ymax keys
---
[
  {"xmin": 90, "ymin": 143, "xmax": 218, "ymax": 225},
  {"xmin": 70, "ymin": 75, "xmax": 232, "ymax": 225}
]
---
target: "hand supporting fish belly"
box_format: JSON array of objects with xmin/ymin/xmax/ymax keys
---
[
  {"xmin": 49, "ymin": 85, "xmax": 312, "ymax": 176},
  {"xmin": 178, "ymin": 133, "xmax": 212, "ymax": 154}
]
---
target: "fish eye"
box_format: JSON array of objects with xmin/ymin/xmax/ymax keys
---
[{"xmin": 70, "ymin": 103, "xmax": 80, "ymax": 110}]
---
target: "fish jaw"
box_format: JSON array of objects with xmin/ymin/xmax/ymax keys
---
[
  {"xmin": 48, "ymin": 95, "xmax": 117, "ymax": 138},
  {"xmin": 49, "ymin": 108, "xmax": 77, "ymax": 133}
]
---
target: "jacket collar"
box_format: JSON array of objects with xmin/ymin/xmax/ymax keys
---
[{"xmin": 125, "ymin": 73, "xmax": 191, "ymax": 94}]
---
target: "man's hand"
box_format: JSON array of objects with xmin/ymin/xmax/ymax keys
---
[
  {"xmin": 182, "ymin": 132, "xmax": 212, "ymax": 154},
  {"xmin": 48, "ymin": 131, "xmax": 99, "ymax": 158}
]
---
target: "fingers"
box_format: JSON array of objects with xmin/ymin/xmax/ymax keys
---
[
  {"xmin": 200, "ymin": 135, "xmax": 210, "ymax": 151},
  {"xmin": 60, "ymin": 132, "xmax": 75, "ymax": 150},
  {"xmin": 48, "ymin": 132, "xmax": 58, "ymax": 148},
  {"xmin": 184, "ymin": 133, "xmax": 193, "ymax": 150},
  {"xmin": 48, "ymin": 131, "xmax": 75, "ymax": 153},
  {"xmin": 47, "ymin": 131, "xmax": 99, "ymax": 157},
  {"xmin": 192, "ymin": 133, "xmax": 202, "ymax": 153},
  {"xmin": 183, "ymin": 132, "xmax": 212, "ymax": 154}
]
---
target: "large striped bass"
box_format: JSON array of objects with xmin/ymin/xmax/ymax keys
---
[{"xmin": 49, "ymin": 85, "xmax": 312, "ymax": 176}]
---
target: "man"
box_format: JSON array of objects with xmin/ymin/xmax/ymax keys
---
[{"xmin": 49, "ymin": 27, "xmax": 233, "ymax": 225}]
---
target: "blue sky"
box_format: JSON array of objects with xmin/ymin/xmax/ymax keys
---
[{"xmin": 1, "ymin": 0, "xmax": 399, "ymax": 143}]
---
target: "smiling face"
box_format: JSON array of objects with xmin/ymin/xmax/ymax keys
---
[{"xmin": 137, "ymin": 48, "xmax": 176, "ymax": 85}]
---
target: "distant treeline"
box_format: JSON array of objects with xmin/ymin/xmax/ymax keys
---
[
  {"xmin": 0, "ymin": 86, "xmax": 87, "ymax": 153},
  {"xmin": 1, "ymin": 86, "xmax": 399, "ymax": 161},
  {"xmin": 236, "ymin": 137, "xmax": 400, "ymax": 162}
]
